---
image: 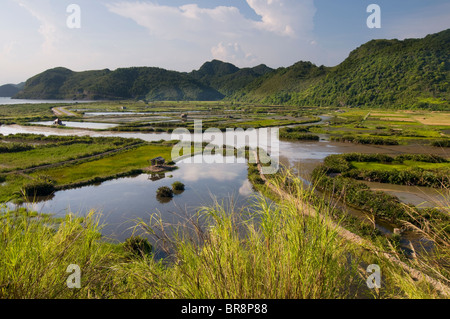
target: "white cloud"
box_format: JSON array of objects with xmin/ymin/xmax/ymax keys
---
[
  {"xmin": 0, "ymin": 0, "xmax": 321, "ymax": 83},
  {"xmin": 106, "ymin": 0, "xmax": 318, "ymax": 67},
  {"xmin": 239, "ymin": 180, "xmax": 253, "ymax": 196},
  {"xmin": 106, "ymin": 2, "xmax": 250, "ymax": 42},
  {"xmin": 107, "ymin": 0, "xmax": 316, "ymax": 40},
  {"xmin": 211, "ymin": 42, "xmax": 256, "ymax": 65},
  {"xmin": 13, "ymin": 0, "xmax": 59, "ymax": 54},
  {"xmin": 246, "ymin": 0, "xmax": 316, "ymax": 37}
]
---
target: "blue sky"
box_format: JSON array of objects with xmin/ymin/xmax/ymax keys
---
[{"xmin": 1, "ymin": 0, "xmax": 449, "ymax": 84}]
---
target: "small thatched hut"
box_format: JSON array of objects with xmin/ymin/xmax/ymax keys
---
[{"xmin": 150, "ymin": 156, "xmax": 166, "ymax": 166}]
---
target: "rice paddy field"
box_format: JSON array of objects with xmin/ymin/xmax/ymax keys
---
[{"xmin": 0, "ymin": 101, "xmax": 449, "ymax": 300}]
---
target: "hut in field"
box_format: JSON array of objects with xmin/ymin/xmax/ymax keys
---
[
  {"xmin": 150, "ymin": 156, "xmax": 166, "ymax": 166},
  {"xmin": 53, "ymin": 118, "xmax": 64, "ymax": 126}
]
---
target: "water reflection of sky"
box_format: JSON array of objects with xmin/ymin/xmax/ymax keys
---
[
  {"xmin": 31, "ymin": 121, "xmax": 119, "ymax": 129},
  {"xmin": 13, "ymin": 154, "xmax": 256, "ymax": 242}
]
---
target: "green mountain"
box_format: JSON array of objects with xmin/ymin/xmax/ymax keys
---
[
  {"xmin": 190, "ymin": 60, "xmax": 273, "ymax": 95},
  {"xmin": 0, "ymin": 83, "xmax": 24, "ymax": 97},
  {"xmin": 13, "ymin": 29, "xmax": 449, "ymax": 109},
  {"xmin": 233, "ymin": 29, "xmax": 450, "ymax": 109},
  {"xmin": 14, "ymin": 67, "xmax": 224, "ymax": 101},
  {"xmin": 14, "ymin": 60, "xmax": 273, "ymax": 101}
]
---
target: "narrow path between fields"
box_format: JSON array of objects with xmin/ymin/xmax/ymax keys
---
[
  {"xmin": 52, "ymin": 107, "xmax": 78, "ymax": 117},
  {"xmin": 253, "ymin": 151, "xmax": 450, "ymax": 297}
]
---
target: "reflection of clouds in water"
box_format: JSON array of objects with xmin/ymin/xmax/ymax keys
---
[
  {"xmin": 278, "ymin": 141, "xmax": 339, "ymax": 167},
  {"xmin": 178, "ymin": 155, "xmax": 243, "ymax": 182},
  {"xmin": 239, "ymin": 180, "xmax": 253, "ymax": 196},
  {"xmin": 180, "ymin": 163, "xmax": 240, "ymax": 182}
]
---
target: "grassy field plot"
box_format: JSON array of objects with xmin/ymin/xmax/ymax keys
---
[
  {"xmin": 0, "ymin": 143, "xmax": 120, "ymax": 172},
  {"xmin": 29, "ymin": 144, "xmax": 174, "ymax": 186},
  {"xmin": 351, "ymin": 160, "xmax": 450, "ymax": 171}
]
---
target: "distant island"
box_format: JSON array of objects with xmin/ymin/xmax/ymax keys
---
[
  {"xmin": 8, "ymin": 28, "xmax": 450, "ymax": 110},
  {"xmin": 0, "ymin": 83, "xmax": 25, "ymax": 97}
]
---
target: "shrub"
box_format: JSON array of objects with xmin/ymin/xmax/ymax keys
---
[
  {"xmin": 323, "ymin": 155, "xmax": 353, "ymax": 173},
  {"xmin": 0, "ymin": 143, "xmax": 33, "ymax": 153},
  {"xmin": 21, "ymin": 176, "xmax": 56, "ymax": 197},
  {"xmin": 156, "ymin": 186, "xmax": 174, "ymax": 198},
  {"xmin": 172, "ymin": 181, "xmax": 185, "ymax": 191},
  {"xmin": 432, "ymin": 139, "xmax": 450, "ymax": 147},
  {"xmin": 395, "ymin": 154, "xmax": 447, "ymax": 163},
  {"xmin": 123, "ymin": 236, "xmax": 153, "ymax": 258}
]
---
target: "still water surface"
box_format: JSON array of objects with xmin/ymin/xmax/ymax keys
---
[
  {"xmin": 2, "ymin": 121, "xmax": 448, "ymax": 242},
  {"xmin": 0, "ymin": 97, "xmax": 95, "ymax": 105},
  {"xmin": 11, "ymin": 154, "xmax": 256, "ymax": 242}
]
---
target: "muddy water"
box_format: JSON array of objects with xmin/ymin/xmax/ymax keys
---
[
  {"xmin": 280, "ymin": 139, "xmax": 449, "ymax": 186},
  {"xmin": 362, "ymin": 181, "xmax": 449, "ymax": 208},
  {"xmin": 31, "ymin": 121, "xmax": 119, "ymax": 130}
]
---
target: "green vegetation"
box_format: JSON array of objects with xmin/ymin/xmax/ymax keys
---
[
  {"xmin": 279, "ymin": 126, "xmax": 320, "ymax": 141},
  {"xmin": 123, "ymin": 235, "xmax": 153, "ymax": 258},
  {"xmin": 233, "ymin": 29, "xmax": 450, "ymax": 109},
  {"xmin": 0, "ymin": 83, "xmax": 23, "ymax": 97},
  {"xmin": 433, "ymin": 139, "xmax": 450, "ymax": 147},
  {"xmin": 20, "ymin": 176, "xmax": 56, "ymax": 198},
  {"xmin": 310, "ymin": 109, "xmax": 450, "ymax": 146},
  {"xmin": 0, "ymin": 103, "xmax": 55, "ymax": 123},
  {"xmin": 171, "ymin": 181, "xmax": 185, "ymax": 191},
  {"xmin": 0, "ymin": 134, "xmax": 143, "ymax": 172},
  {"xmin": 156, "ymin": 186, "xmax": 174, "ymax": 198},
  {"xmin": 330, "ymin": 135, "xmax": 399, "ymax": 145},
  {"xmin": 311, "ymin": 154, "xmax": 450, "ymax": 231},
  {"xmin": 0, "ymin": 138, "xmax": 175, "ymax": 202},
  {"xmin": 15, "ymin": 67, "xmax": 224, "ymax": 101},
  {"xmin": 2, "ymin": 174, "xmax": 449, "ymax": 299},
  {"xmin": 318, "ymin": 153, "xmax": 450, "ymax": 188},
  {"xmin": 1, "ymin": 28, "xmax": 449, "ymax": 299},
  {"xmin": 0, "ymin": 210, "xmax": 125, "ymax": 298},
  {"xmin": 0, "ymin": 143, "xmax": 33, "ymax": 153},
  {"xmin": 190, "ymin": 59, "xmax": 273, "ymax": 96},
  {"xmin": 12, "ymin": 29, "xmax": 450, "ymax": 109},
  {"xmin": 29, "ymin": 144, "xmax": 173, "ymax": 187}
]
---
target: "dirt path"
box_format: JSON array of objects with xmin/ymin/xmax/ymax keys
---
[
  {"xmin": 52, "ymin": 107, "xmax": 77, "ymax": 117},
  {"xmin": 254, "ymin": 151, "xmax": 450, "ymax": 297}
]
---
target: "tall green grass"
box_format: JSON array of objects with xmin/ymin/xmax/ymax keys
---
[
  {"xmin": 1, "ymin": 174, "xmax": 448, "ymax": 298},
  {"xmin": 0, "ymin": 209, "xmax": 125, "ymax": 298},
  {"xmin": 120, "ymin": 188, "xmax": 365, "ymax": 298}
]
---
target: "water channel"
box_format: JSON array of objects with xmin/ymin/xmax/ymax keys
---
[{"xmin": 1, "ymin": 118, "xmax": 448, "ymax": 249}]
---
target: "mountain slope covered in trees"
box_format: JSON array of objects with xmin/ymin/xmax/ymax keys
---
[
  {"xmin": 232, "ymin": 29, "xmax": 450, "ymax": 109},
  {"xmin": 14, "ymin": 67, "xmax": 225, "ymax": 101},
  {"xmin": 11, "ymin": 29, "xmax": 450, "ymax": 109},
  {"xmin": 190, "ymin": 59, "xmax": 273, "ymax": 95},
  {"xmin": 0, "ymin": 83, "xmax": 24, "ymax": 97}
]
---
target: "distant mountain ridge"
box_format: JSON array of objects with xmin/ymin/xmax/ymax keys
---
[
  {"xmin": 232, "ymin": 28, "xmax": 450, "ymax": 109},
  {"xmin": 11, "ymin": 29, "xmax": 450, "ymax": 109},
  {"xmin": 14, "ymin": 67, "xmax": 224, "ymax": 101},
  {"xmin": 189, "ymin": 59, "xmax": 273, "ymax": 95},
  {"xmin": 0, "ymin": 83, "xmax": 25, "ymax": 97}
]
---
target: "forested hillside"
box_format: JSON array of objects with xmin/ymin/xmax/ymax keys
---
[
  {"xmin": 12, "ymin": 29, "xmax": 449, "ymax": 109},
  {"xmin": 0, "ymin": 83, "xmax": 24, "ymax": 97},
  {"xmin": 233, "ymin": 29, "xmax": 450, "ymax": 109},
  {"xmin": 14, "ymin": 67, "xmax": 224, "ymax": 101},
  {"xmin": 190, "ymin": 60, "xmax": 273, "ymax": 95}
]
